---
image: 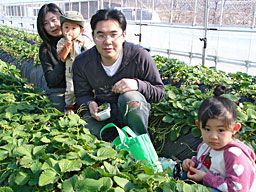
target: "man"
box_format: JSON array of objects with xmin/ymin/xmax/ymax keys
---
[{"xmin": 73, "ymin": 9, "xmax": 165, "ymax": 141}]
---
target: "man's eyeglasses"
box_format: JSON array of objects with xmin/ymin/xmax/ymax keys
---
[{"xmin": 94, "ymin": 33, "xmax": 123, "ymax": 42}]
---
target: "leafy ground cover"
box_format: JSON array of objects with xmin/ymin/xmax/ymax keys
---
[
  {"xmin": 0, "ymin": 26, "xmax": 255, "ymax": 191},
  {"xmin": 0, "ymin": 25, "xmax": 42, "ymax": 45},
  {"xmin": 0, "ymin": 27, "xmax": 255, "ymax": 151},
  {"xmin": 151, "ymin": 55, "xmax": 256, "ymax": 156},
  {"xmin": 0, "ymin": 34, "xmax": 39, "ymax": 64},
  {"xmin": 0, "ymin": 59, "xmax": 211, "ymax": 192}
]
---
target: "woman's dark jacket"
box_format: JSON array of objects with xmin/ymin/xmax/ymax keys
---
[{"xmin": 39, "ymin": 41, "xmax": 66, "ymax": 88}]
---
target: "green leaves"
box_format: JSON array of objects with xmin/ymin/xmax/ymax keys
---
[
  {"xmin": 58, "ymin": 159, "xmax": 82, "ymax": 173},
  {"xmin": 0, "ymin": 32, "xmax": 40, "ymax": 64},
  {"xmin": 75, "ymin": 177, "xmax": 113, "ymax": 192},
  {"xmin": 162, "ymin": 115, "xmax": 174, "ymax": 124},
  {"xmin": 113, "ymin": 176, "xmax": 134, "ymax": 191},
  {"xmin": 58, "ymin": 114, "xmax": 86, "ymax": 127},
  {"xmin": 176, "ymin": 180, "xmax": 211, "ymax": 192},
  {"xmin": 15, "ymin": 145, "xmax": 33, "ymax": 157},
  {"xmin": 0, "ymin": 150, "xmax": 9, "ymax": 161},
  {"xmin": 62, "ymin": 176, "xmax": 114, "ymax": 192},
  {"xmin": 38, "ymin": 169, "xmax": 57, "ymax": 186},
  {"xmin": 0, "ymin": 48, "xmax": 226, "ymax": 191},
  {"xmin": 14, "ymin": 171, "xmax": 30, "ymax": 186},
  {"xmin": 151, "ymin": 55, "xmax": 256, "ymax": 154},
  {"xmin": 0, "ymin": 187, "xmax": 13, "ymax": 192},
  {"xmin": 97, "ymin": 147, "xmax": 117, "ymax": 160}
]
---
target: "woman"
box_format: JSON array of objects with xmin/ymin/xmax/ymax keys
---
[{"xmin": 37, "ymin": 3, "xmax": 66, "ymax": 112}]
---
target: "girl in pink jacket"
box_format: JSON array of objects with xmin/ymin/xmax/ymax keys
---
[{"xmin": 182, "ymin": 85, "xmax": 256, "ymax": 192}]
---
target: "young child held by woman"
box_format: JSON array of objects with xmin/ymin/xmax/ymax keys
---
[
  {"xmin": 57, "ymin": 11, "xmax": 93, "ymax": 114},
  {"xmin": 182, "ymin": 85, "xmax": 256, "ymax": 192}
]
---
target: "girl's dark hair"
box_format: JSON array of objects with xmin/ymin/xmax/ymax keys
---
[
  {"xmin": 198, "ymin": 85, "xmax": 237, "ymax": 128},
  {"xmin": 37, "ymin": 3, "xmax": 63, "ymax": 46},
  {"xmin": 90, "ymin": 9, "xmax": 127, "ymax": 35}
]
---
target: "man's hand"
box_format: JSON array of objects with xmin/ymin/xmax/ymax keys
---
[
  {"xmin": 88, "ymin": 101, "xmax": 100, "ymax": 121},
  {"xmin": 112, "ymin": 78, "xmax": 138, "ymax": 94}
]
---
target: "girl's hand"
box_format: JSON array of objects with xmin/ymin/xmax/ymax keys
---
[
  {"xmin": 187, "ymin": 166, "xmax": 206, "ymax": 182},
  {"xmin": 182, "ymin": 159, "xmax": 195, "ymax": 172}
]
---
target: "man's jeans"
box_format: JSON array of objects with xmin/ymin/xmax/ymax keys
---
[{"xmin": 83, "ymin": 91, "xmax": 151, "ymax": 141}]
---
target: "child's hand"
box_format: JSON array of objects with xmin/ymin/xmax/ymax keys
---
[
  {"xmin": 187, "ymin": 166, "xmax": 206, "ymax": 182},
  {"xmin": 64, "ymin": 31, "xmax": 73, "ymax": 42},
  {"xmin": 65, "ymin": 105, "xmax": 75, "ymax": 115},
  {"xmin": 188, "ymin": 165, "xmax": 195, "ymax": 175},
  {"xmin": 65, "ymin": 109, "xmax": 74, "ymax": 115},
  {"xmin": 182, "ymin": 159, "xmax": 195, "ymax": 172}
]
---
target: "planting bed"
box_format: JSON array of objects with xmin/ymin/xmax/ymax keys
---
[{"xmin": 0, "ymin": 25, "xmax": 255, "ymax": 191}]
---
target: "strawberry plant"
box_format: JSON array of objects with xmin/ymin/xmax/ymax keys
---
[
  {"xmin": 0, "ymin": 60, "xmax": 212, "ymax": 191},
  {"xmin": 151, "ymin": 55, "xmax": 256, "ymax": 156},
  {"xmin": 149, "ymin": 84, "xmax": 207, "ymax": 151},
  {"xmin": 0, "ymin": 25, "xmax": 42, "ymax": 45},
  {"xmin": 0, "ymin": 26, "xmax": 255, "ymax": 191},
  {"xmin": 0, "ymin": 34, "xmax": 39, "ymax": 64}
]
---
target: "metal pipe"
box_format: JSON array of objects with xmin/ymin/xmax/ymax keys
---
[
  {"xmin": 219, "ymin": 0, "xmax": 224, "ymax": 26},
  {"xmin": 193, "ymin": 0, "xmax": 198, "ymax": 26},
  {"xmin": 252, "ymin": 3, "xmax": 256, "ymax": 28},
  {"xmin": 201, "ymin": 0, "xmax": 209, "ymax": 66},
  {"xmin": 170, "ymin": 0, "xmax": 174, "ymax": 24}
]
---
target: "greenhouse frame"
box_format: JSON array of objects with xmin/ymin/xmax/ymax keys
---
[{"xmin": 0, "ymin": 0, "xmax": 256, "ymax": 75}]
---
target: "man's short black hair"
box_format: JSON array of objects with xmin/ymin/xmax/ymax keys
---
[{"xmin": 90, "ymin": 9, "xmax": 127, "ymax": 35}]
